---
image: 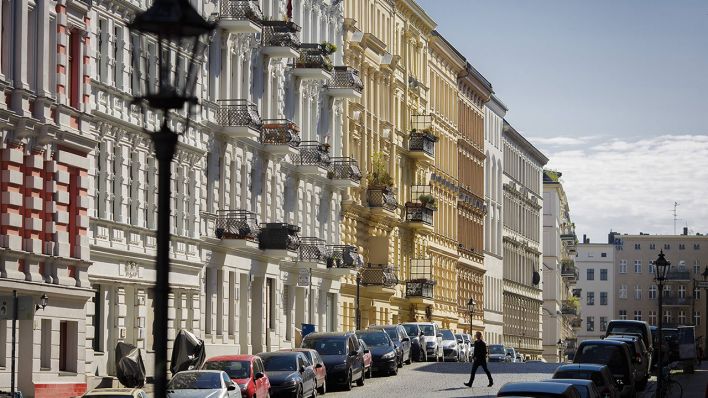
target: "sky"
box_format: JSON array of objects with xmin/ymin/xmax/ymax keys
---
[{"xmin": 417, "ymin": 0, "xmax": 708, "ymax": 242}]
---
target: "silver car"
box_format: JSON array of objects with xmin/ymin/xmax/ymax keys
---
[
  {"xmin": 167, "ymin": 370, "xmax": 239, "ymax": 398},
  {"xmin": 456, "ymin": 333, "xmax": 471, "ymax": 362}
]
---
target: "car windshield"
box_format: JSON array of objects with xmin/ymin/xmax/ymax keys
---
[
  {"xmin": 489, "ymin": 345, "xmax": 505, "ymax": 354},
  {"xmin": 576, "ymin": 345, "xmax": 627, "ymax": 375},
  {"xmin": 262, "ymin": 355, "xmax": 297, "ymax": 372},
  {"xmin": 381, "ymin": 328, "xmax": 399, "ymax": 341},
  {"xmin": 455, "ymin": 334, "xmax": 463, "ymax": 341},
  {"xmin": 203, "ymin": 360, "xmax": 250, "ymax": 379},
  {"xmin": 555, "ymin": 371, "xmax": 604, "ymax": 387},
  {"xmin": 419, "ymin": 325, "xmax": 435, "ymax": 336},
  {"xmin": 403, "ymin": 324, "xmax": 419, "ymax": 337},
  {"xmin": 506, "ymin": 348, "xmax": 514, "ymax": 354},
  {"xmin": 359, "ymin": 332, "xmax": 391, "ymax": 347},
  {"xmin": 441, "ymin": 330, "xmax": 455, "ymax": 340},
  {"xmin": 168, "ymin": 372, "xmax": 222, "ymax": 390},
  {"xmin": 302, "ymin": 338, "xmax": 347, "ymax": 355}
]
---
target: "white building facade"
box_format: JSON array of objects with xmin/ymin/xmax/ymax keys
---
[
  {"xmin": 575, "ymin": 242, "xmax": 615, "ymax": 342},
  {"xmin": 483, "ymin": 94, "xmax": 506, "ymax": 345}
]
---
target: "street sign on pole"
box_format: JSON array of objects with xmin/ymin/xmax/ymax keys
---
[
  {"xmin": 697, "ymin": 281, "xmax": 708, "ymax": 289},
  {"xmin": 297, "ymin": 269, "xmax": 310, "ymax": 287}
]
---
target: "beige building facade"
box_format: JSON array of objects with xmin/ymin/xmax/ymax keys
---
[{"xmin": 575, "ymin": 242, "xmax": 615, "ymax": 342}]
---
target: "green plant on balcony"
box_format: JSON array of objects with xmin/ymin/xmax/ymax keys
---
[
  {"xmin": 418, "ymin": 194, "xmax": 437, "ymax": 209},
  {"xmin": 566, "ymin": 295, "xmax": 580, "ymax": 309},
  {"xmin": 320, "ymin": 41, "xmax": 338, "ymax": 55},
  {"xmin": 367, "ymin": 151, "xmax": 393, "ymax": 189}
]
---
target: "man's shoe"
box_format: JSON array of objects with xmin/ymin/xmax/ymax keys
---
[
  {"xmin": 464, "ymin": 382, "xmax": 472, "ymax": 388},
  {"xmin": 487, "ymin": 382, "xmax": 494, "ymax": 387}
]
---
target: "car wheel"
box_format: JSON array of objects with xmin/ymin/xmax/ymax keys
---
[
  {"xmin": 356, "ymin": 370, "xmax": 365, "ymax": 386},
  {"xmin": 344, "ymin": 370, "xmax": 352, "ymax": 391},
  {"xmin": 405, "ymin": 352, "xmax": 412, "ymax": 365},
  {"xmin": 390, "ymin": 365, "xmax": 398, "ymax": 376},
  {"xmin": 318, "ymin": 379, "xmax": 326, "ymax": 395},
  {"xmin": 311, "ymin": 384, "xmax": 318, "ymax": 398}
]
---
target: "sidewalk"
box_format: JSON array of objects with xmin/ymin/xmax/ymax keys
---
[{"xmin": 672, "ymin": 360, "xmax": 708, "ymax": 398}]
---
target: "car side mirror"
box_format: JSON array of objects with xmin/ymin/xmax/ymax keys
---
[
  {"xmin": 436, "ymin": 333, "xmax": 443, "ymax": 338},
  {"xmin": 227, "ymin": 383, "xmax": 237, "ymax": 391},
  {"xmin": 457, "ymin": 339, "xmax": 463, "ymax": 343},
  {"xmin": 299, "ymin": 365, "xmax": 306, "ymax": 373},
  {"xmin": 254, "ymin": 372, "xmax": 264, "ymax": 380},
  {"xmin": 364, "ymin": 349, "xmax": 370, "ymax": 354},
  {"xmin": 315, "ymin": 363, "xmax": 323, "ymax": 368},
  {"xmin": 402, "ymin": 337, "xmax": 410, "ymax": 342}
]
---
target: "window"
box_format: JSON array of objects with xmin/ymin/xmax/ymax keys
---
[
  {"xmin": 649, "ymin": 261, "xmax": 655, "ymax": 274},
  {"xmin": 649, "ymin": 311, "xmax": 657, "ymax": 326},
  {"xmin": 649, "ymin": 285, "xmax": 657, "ymax": 299},
  {"xmin": 266, "ymin": 278, "xmax": 275, "ymax": 330},
  {"xmin": 678, "ymin": 285, "xmax": 686, "ymax": 299},
  {"xmin": 664, "ymin": 244, "xmax": 670, "ymax": 250},
  {"xmin": 634, "ymin": 311, "xmax": 642, "ymax": 321},
  {"xmin": 694, "ymin": 288, "xmax": 701, "ymax": 300},
  {"xmin": 634, "ymin": 285, "xmax": 642, "ymax": 300},
  {"xmin": 586, "ymin": 316, "xmax": 595, "ymax": 332},
  {"xmin": 663, "ymin": 310, "xmax": 672, "ymax": 324},
  {"xmin": 68, "ymin": 30, "xmax": 81, "ymax": 108},
  {"xmin": 619, "ymin": 310, "xmax": 627, "ymax": 320},
  {"xmin": 619, "ymin": 285, "xmax": 627, "ymax": 299},
  {"xmin": 634, "ymin": 260, "xmax": 641, "ymax": 273},
  {"xmin": 40, "ymin": 319, "xmax": 52, "ymax": 369},
  {"xmin": 679, "ymin": 244, "xmax": 685, "ymax": 250},
  {"xmin": 694, "ymin": 264, "xmax": 701, "ymax": 275},
  {"xmin": 98, "ymin": 19, "xmax": 107, "ymax": 81},
  {"xmin": 92, "ymin": 286, "xmax": 103, "ymax": 352},
  {"xmin": 694, "ymin": 311, "xmax": 701, "ymax": 326},
  {"xmin": 587, "ymin": 268, "xmax": 595, "ymax": 281},
  {"xmin": 59, "ymin": 321, "xmax": 78, "ymax": 372},
  {"xmin": 678, "ymin": 311, "xmax": 686, "ymax": 325},
  {"xmin": 600, "ymin": 292, "xmax": 608, "ymax": 306},
  {"xmin": 694, "ymin": 244, "xmax": 700, "ymax": 250},
  {"xmin": 650, "ymin": 243, "xmax": 656, "ymax": 250},
  {"xmin": 601, "ymin": 252, "xmax": 607, "ymax": 257},
  {"xmin": 600, "ymin": 317, "xmax": 608, "ymax": 332},
  {"xmin": 587, "ymin": 292, "xmax": 595, "ymax": 306},
  {"xmin": 600, "ymin": 269, "xmax": 608, "ymax": 280},
  {"xmin": 113, "ymin": 25, "xmax": 123, "ymax": 86},
  {"xmin": 619, "ymin": 260, "xmax": 627, "ymax": 274},
  {"xmin": 634, "ymin": 243, "xmax": 640, "ymax": 250},
  {"xmin": 327, "ymin": 293, "xmax": 336, "ymax": 332},
  {"xmin": 663, "ymin": 285, "xmax": 671, "ymax": 297}
]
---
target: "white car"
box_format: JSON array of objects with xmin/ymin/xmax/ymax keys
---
[
  {"xmin": 456, "ymin": 333, "xmax": 471, "ymax": 362},
  {"xmin": 404, "ymin": 322, "xmax": 443, "ymax": 361}
]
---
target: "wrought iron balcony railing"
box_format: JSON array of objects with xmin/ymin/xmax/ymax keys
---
[
  {"xmin": 561, "ymin": 304, "xmax": 578, "ymax": 316},
  {"xmin": 295, "ymin": 141, "xmax": 331, "ymax": 167},
  {"xmin": 360, "ymin": 263, "xmax": 398, "ymax": 287},
  {"xmin": 662, "ymin": 295, "xmax": 691, "ymax": 306},
  {"xmin": 262, "ymin": 21, "xmax": 301, "ymax": 48},
  {"xmin": 327, "ymin": 245, "xmax": 363, "ymax": 269},
  {"xmin": 261, "ymin": 119, "xmax": 301, "ymax": 147},
  {"xmin": 219, "ymin": 0, "xmax": 263, "ymax": 23},
  {"xmin": 665, "ymin": 270, "xmax": 690, "ymax": 280},
  {"xmin": 405, "ymin": 204, "xmax": 434, "ymax": 225},
  {"xmin": 570, "ymin": 318, "xmax": 583, "ymax": 328},
  {"xmin": 408, "ymin": 132, "xmax": 436, "ymax": 157},
  {"xmin": 329, "ymin": 157, "xmax": 362, "ymax": 182},
  {"xmin": 258, "ymin": 223, "xmax": 300, "ymax": 251},
  {"xmin": 298, "ymin": 237, "xmax": 332, "ymax": 263},
  {"xmin": 561, "ymin": 261, "xmax": 578, "ymax": 280},
  {"xmin": 367, "ymin": 187, "xmax": 397, "ymax": 211},
  {"xmin": 217, "ymin": 99, "xmax": 262, "ymax": 130},
  {"xmin": 327, "ymin": 66, "xmax": 363, "ymax": 92},
  {"xmin": 406, "ymin": 280, "xmax": 434, "ymax": 299},
  {"xmin": 406, "ymin": 258, "xmax": 435, "ymax": 298},
  {"xmin": 295, "ymin": 43, "xmax": 333, "ymax": 72},
  {"xmin": 214, "ymin": 210, "xmax": 260, "ymax": 241}
]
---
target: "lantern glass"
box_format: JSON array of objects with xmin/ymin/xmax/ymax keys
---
[
  {"xmin": 702, "ymin": 265, "xmax": 708, "ymax": 281},
  {"xmin": 654, "ymin": 250, "xmax": 670, "ymax": 281},
  {"xmin": 467, "ymin": 298, "xmax": 476, "ymax": 314}
]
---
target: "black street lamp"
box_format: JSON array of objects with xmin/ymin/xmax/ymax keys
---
[
  {"xmin": 128, "ymin": 2, "xmax": 215, "ymax": 397},
  {"xmin": 654, "ymin": 250, "xmax": 670, "ymax": 397},
  {"xmin": 557, "ymin": 339, "xmax": 563, "ymax": 363},
  {"xmin": 35, "ymin": 293, "xmax": 48, "ymax": 311},
  {"xmin": 467, "ymin": 298, "xmax": 476, "ymax": 334},
  {"xmin": 355, "ymin": 273, "xmax": 362, "ymax": 331}
]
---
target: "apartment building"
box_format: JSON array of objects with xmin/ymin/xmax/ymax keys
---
[
  {"xmin": 502, "ymin": 120, "xmax": 547, "ymax": 359},
  {"xmin": 575, "ymin": 242, "xmax": 615, "ymax": 342}
]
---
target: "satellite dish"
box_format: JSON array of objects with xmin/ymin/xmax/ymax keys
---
[{"xmin": 532, "ymin": 271, "xmax": 540, "ymax": 285}]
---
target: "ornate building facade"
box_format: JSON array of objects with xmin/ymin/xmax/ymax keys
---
[{"xmin": 502, "ymin": 120, "xmax": 547, "ymax": 359}]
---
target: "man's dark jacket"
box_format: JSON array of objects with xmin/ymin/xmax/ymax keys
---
[{"xmin": 473, "ymin": 340, "xmax": 487, "ymax": 362}]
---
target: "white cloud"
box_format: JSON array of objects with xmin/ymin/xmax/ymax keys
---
[
  {"xmin": 528, "ymin": 136, "xmax": 598, "ymax": 147},
  {"xmin": 542, "ymin": 134, "xmax": 708, "ymax": 243}
]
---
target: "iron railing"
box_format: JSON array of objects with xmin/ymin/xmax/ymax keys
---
[
  {"xmin": 217, "ymin": 99, "xmax": 262, "ymax": 131},
  {"xmin": 561, "ymin": 261, "xmax": 578, "ymax": 280},
  {"xmin": 405, "ymin": 204, "xmax": 434, "ymax": 225},
  {"xmin": 328, "ymin": 245, "xmax": 363, "ymax": 269},
  {"xmin": 408, "ymin": 132, "xmax": 436, "ymax": 157},
  {"xmin": 258, "ymin": 223, "xmax": 300, "ymax": 251},
  {"xmin": 329, "ymin": 157, "xmax": 362, "ymax": 182},
  {"xmin": 261, "ymin": 119, "xmax": 301, "ymax": 147},
  {"xmin": 406, "ymin": 258, "xmax": 435, "ymax": 298},
  {"xmin": 570, "ymin": 318, "xmax": 583, "ymax": 328},
  {"xmin": 262, "ymin": 21, "xmax": 301, "ymax": 48},
  {"xmin": 298, "ymin": 237, "xmax": 332, "ymax": 263},
  {"xmin": 360, "ymin": 263, "xmax": 398, "ymax": 287},
  {"xmin": 296, "ymin": 43, "xmax": 333, "ymax": 71},
  {"xmin": 219, "ymin": 0, "xmax": 263, "ymax": 23},
  {"xmin": 214, "ymin": 210, "xmax": 260, "ymax": 241},
  {"xmin": 561, "ymin": 304, "xmax": 578, "ymax": 316},
  {"xmin": 327, "ymin": 66, "xmax": 363, "ymax": 92},
  {"xmin": 662, "ymin": 296, "xmax": 691, "ymax": 306},
  {"xmin": 666, "ymin": 270, "xmax": 690, "ymax": 280},
  {"xmin": 406, "ymin": 281, "xmax": 434, "ymax": 299},
  {"xmin": 367, "ymin": 187, "xmax": 397, "ymax": 211},
  {"xmin": 296, "ymin": 141, "xmax": 331, "ymax": 167}
]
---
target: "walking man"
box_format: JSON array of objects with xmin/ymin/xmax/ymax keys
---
[{"xmin": 464, "ymin": 331, "xmax": 493, "ymax": 388}]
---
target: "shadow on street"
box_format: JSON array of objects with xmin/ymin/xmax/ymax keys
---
[{"xmin": 412, "ymin": 361, "xmax": 563, "ymax": 375}]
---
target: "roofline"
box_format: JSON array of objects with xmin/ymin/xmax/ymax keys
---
[
  {"xmin": 398, "ymin": 0, "xmax": 437, "ymax": 32},
  {"xmin": 503, "ymin": 120, "xmax": 549, "ymax": 165}
]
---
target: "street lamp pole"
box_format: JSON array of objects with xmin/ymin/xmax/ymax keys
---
[
  {"xmin": 356, "ymin": 273, "xmax": 361, "ymax": 330},
  {"xmin": 654, "ymin": 250, "xmax": 670, "ymax": 398}
]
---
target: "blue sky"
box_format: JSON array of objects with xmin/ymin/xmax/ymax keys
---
[{"xmin": 417, "ymin": 0, "xmax": 708, "ymax": 241}]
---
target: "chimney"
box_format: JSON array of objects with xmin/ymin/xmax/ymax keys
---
[{"xmin": 683, "ymin": 227, "xmax": 688, "ymax": 236}]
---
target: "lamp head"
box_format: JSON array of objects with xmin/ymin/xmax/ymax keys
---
[
  {"xmin": 35, "ymin": 293, "xmax": 48, "ymax": 311},
  {"xmin": 467, "ymin": 298, "xmax": 477, "ymax": 314},
  {"xmin": 654, "ymin": 250, "xmax": 670, "ymax": 281}
]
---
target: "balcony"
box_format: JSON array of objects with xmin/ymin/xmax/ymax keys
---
[
  {"xmin": 405, "ymin": 185, "xmax": 435, "ymax": 233},
  {"xmin": 261, "ymin": 119, "xmax": 301, "ymax": 157},
  {"xmin": 294, "ymin": 141, "xmax": 331, "ymax": 178},
  {"xmin": 360, "ymin": 263, "xmax": 398, "ymax": 288},
  {"xmin": 662, "ymin": 295, "xmax": 692, "ymax": 306},
  {"xmin": 217, "ymin": 100, "xmax": 262, "ymax": 140},
  {"xmin": 327, "ymin": 244, "xmax": 364, "ymax": 276},
  {"xmin": 408, "ymin": 114, "xmax": 436, "ymax": 163},
  {"xmin": 570, "ymin": 318, "xmax": 583, "ymax": 328},
  {"xmin": 297, "ymin": 237, "xmax": 332, "ymax": 268},
  {"xmin": 292, "ymin": 43, "xmax": 333, "ymax": 80},
  {"xmin": 262, "ymin": 21, "xmax": 301, "ymax": 58},
  {"xmin": 329, "ymin": 157, "xmax": 362, "ymax": 189},
  {"xmin": 326, "ymin": 66, "xmax": 363, "ymax": 99},
  {"xmin": 367, "ymin": 187, "xmax": 397, "ymax": 219},
  {"xmin": 219, "ymin": 0, "xmax": 263, "ymax": 34},
  {"xmin": 214, "ymin": 210, "xmax": 261, "ymax": 251},
  {"xmin": 561, "ymin": 260, "xmax": 578, "ymax": 282},
  {"xmin": 561, "ymin": 302, "xmax": 578, "ymax": 316},
  {"xmin": 405, "ymin": 258, "xmax": 435, "ymax": 300},
  {"xmin": 666, "ymin": 270, "xmax": 690, "ymax": 281},
  {"xmin": 258, "ymin": 223, "xmax": 300, "ymax": 260}
]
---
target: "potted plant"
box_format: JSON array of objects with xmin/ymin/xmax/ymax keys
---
[
  {"xmin": 418, "ymin": 194, "xmax": 437, "ymax": 209},
  {"xmin": 320, "ymin": 41, "xmax": 338, "ymax": 55},
  {"xmin": 367, "ymin": 151, "xmax": 393, "ymax": 190}
]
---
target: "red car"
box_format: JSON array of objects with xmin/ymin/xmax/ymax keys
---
[
  {"xmin": 202, "ymin": 355, "xmax": 270, "ymax": 398},
  {"xmin": 359, "ymin": 339, "xmax": 373, "ymax": 378},
  {"xmin": 280, "ymin": 348, "xmax": 327, "ymax": 394}
]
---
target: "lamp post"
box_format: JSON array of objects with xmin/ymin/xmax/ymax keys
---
[
  {"xmin": 355, "ymin": 273, "xmax": 361, "ymax": 330},
  {"xmin": 557, "ymin": 339, "xmax": 563, "ymax": 363},
  {"xmin": 467, "ymin": 298, "xmax": 476, "ymax": 335},
  {"xmin": 128, "ymin": 2, "xmax": 215, "ymax": 397},
  {"xmin": 654, "ymin": 250, "xmax": 670, "ymax": 398},
  {"xmin": 702, "ymin": 266, "xmax": 708, "ymax": 361}
]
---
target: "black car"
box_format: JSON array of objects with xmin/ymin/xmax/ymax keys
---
[
  {"xmin": 301, "ymin": 332, "xmax": 365, "ymax": 390},
  {"xmin": 574, "ymin": 340, "xmax": 636, "ymax": 398},
  {"xmin": 401, "ymin": 323, "xmax": 426, "ymax": 361},
  {"xmin": 258, "ymin": 351, "xmax": 317, "ymax": 398},
  {"xmin": 356, "ymin": 330, "xmax": 399, "ymax": 376},
  {"xmin": 367, "ymin": 324, "xmax": 411, "ymax": 366}
]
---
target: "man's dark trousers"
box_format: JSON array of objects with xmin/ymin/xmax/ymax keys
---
[{"xmin": 468, "ymin": 359, "xmax": 493, "ymax": 385}]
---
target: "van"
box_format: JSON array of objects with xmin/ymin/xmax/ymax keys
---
[{"xmin": 605, "ymin": 320, "xmax": 653, "ymax": 357}]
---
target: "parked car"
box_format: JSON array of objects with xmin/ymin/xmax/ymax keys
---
[
  {"xmin": 202, "ymin": 355, "xmax": 271, "ymax": 398},
  {"xmin": 553, "ymin": 363, "xmax": 618, "ymax": 398},
  {"xmin": 488, "ymin": 344, "xmax": 509, "ymax": 362},
  {"xmin": 603, "ymin": 335, "xmax": 649, "ymax": 390},
  {"xmin": 301, "ymin": 332, "xmax": 365, "ymax": 390},
  {"xmin": 542, "ymin": 379, "xmax": 602, "ymax": 398},
  {"xmin": 677, "ymin": 325, "xmax": 698, "ymax": 373},
  {"xmin": 497, "ymin": 382, "xmax": 581, "ymax": 398},
  {"xmin": 358, "ymin": 339, "xmax": 373, "ymax": 378},
  {"xmin": 356, "ymin": 329, "xmax": 399, "ymax": 376},
  {"xmin": 463, "ymin": 334, "xmax": 474, "ymax": 361},
  {"xmin": 516, "ymin": 353, "xmax": 526, "ymax": 363},
  {"xmin": 401, "ymin": 323, "xmax": 426, "ymax": 361},
  {"xmin": 82, "ymin": 388, "xmax": 148, "ymax": 398},
  {"xmin": 605, "ymin": 320, "xmax": 653, "ymax": 359},
  {"xmin": 258, "ymin": 351, "xmax": 317, "ymax": 398},
  {"xmin": 166, "ymin": 370, "xmax": 238, "ymax": 398},
  {"xmin": 440, "ymin": 329, "xmax": 462, "ymax": 362},
  {"xmin": 402, "ymin": 322, "xmax": 442, "ymax": 361},
  {"xmin": 456, "ymin": 333, "xmax": 471, "ymax": 362},
  {"xmin": 280, "ymin": 348, "xmax": 327, "ymax": 395},
  {"xmin": 505, "ymin": 347, "xmax": 518, "ymax": 363},
  {"xmin": 573, "ymin": 340, "xmax": 636, "ymax": 398},
  {"xmin": 368, "ymin": 324, "xmax": 411, "ymax": 366}
]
